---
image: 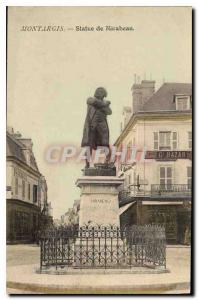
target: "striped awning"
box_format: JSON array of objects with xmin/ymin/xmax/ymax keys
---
[{"xmin": 119, "ymin": 201, "xmax": 136, "ymax": 215}]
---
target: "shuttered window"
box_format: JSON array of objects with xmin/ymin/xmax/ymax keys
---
[
  {"xmin": 154, "ymin": 131, "xmax": 178, "ymax": 150},
  {"xmin": 188, "ymin": 132, "xmax": 192, "ymax": 149},
  {"xmin": 187, "ymin": 166, "xmax": 192, "ymax": 189},
  {"xmin": 15, "ymin": 177, "xmax": 18, "ymax": 196},
  {"xmin": 159, "ymin": 132, "xmax": 171, "ymax": 150},
  {"xmin": 154, "ymin": 132, "xmax": 158, "ymax": 150},
  {"xmin": 160, "ymin": 166, "xmax": 172, "ymax": 189},
  {"xmin": 33, "ymin": 185, "xmax": 38, "ymax": 203},
  {"xmin": 28, "ymin": 183, "xmax": 31, "ymax": 200},
  {"xmin": 172, "ymin": 132, "xmax": 178, "ymax": 149},
  {"xmin": 22, "ymin": 180, "xmax": 25, "ymax": 198}
]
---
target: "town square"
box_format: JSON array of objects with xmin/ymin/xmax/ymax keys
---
[{"xmin": 6, "ymin": 6, "xmax": 192, "ymax": 295}]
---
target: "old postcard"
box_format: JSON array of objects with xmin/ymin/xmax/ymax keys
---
[{"xmin": 6, "ymin": 6, "xmax": 192, "ymax": 294}]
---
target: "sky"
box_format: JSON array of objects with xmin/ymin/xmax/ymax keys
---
[{"xmin": 7, "ymin": 6, "xmax": 192, "ymax": 219}]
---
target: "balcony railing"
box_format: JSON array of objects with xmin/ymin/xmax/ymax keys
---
[
  {"xmin": 151, "ymin": 184, "xmax": 191, "ymax": 196},
  {"xmin": 119, "ymin": 184, "xmax": 191, "ymax": 203}
]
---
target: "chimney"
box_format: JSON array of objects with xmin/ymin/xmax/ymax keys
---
[
  {"xmin": 19, "ymin": 138, "xmax": 33, "ymax": 151},
  {"xmin": 131, "ymin": 83, "xmax": 142, "ymax": 114},
  {"xmin": 7, "ymin": 126, "xmax": 14, "ymax": 135},
  {"xmin": 131, "ymin": 80, "xmax": 155, "ymax": 113},
  {"xmin": 141, "ymin": 80, "xmax": 155, "ymax": 104},
  {"xmin": 19, "ymin": 138, "xmax": 33, "ymax": 166},
  {"xmin": 121, "ymin": 106, "xmax": 132, "ymax": 131},
  {"xmin": 13, "ymin": 131, "xmax": 22, "ymax": 139}
]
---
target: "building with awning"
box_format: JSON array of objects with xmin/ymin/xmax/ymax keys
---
[{"xmin": 115, "ymin": 80, "xmax": 192, "ymax": 244}]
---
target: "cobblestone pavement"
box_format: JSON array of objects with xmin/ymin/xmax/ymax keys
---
[{"xmin": 7, "ymin": 244, "xmax": 40, "ymax": 266}]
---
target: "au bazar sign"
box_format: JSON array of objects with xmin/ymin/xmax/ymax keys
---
[{"xmin": 145, "ymin": 151, "xmax": 192, "ymax": 160}]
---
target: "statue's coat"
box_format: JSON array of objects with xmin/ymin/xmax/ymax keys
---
[{"xmin": 81, "ymin": 97, "xmax": 112, "ymax": 149}]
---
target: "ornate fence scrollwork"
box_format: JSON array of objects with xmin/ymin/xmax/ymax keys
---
[{"xmin": 40, "ymin": 224, "xmax": 166, "ymax": 271}]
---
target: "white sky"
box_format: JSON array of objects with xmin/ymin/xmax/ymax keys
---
[{"xmin": 7, "ymin": 6, "xmax": 192, "ymax": 219}]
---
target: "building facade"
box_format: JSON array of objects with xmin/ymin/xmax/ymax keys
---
[
  {"xmin": 38, "ymin": 176, "xmax": 53, "ymax": 230},
  {"xmin": 61, "ymin": 200, "xmax": 80, "ymax": 226},
  {"xmin": 116, "ymin": 81, "xmax": 192, "ymax": 244},
  {"xmin": 6, "ymin": 127, "xmax": 52, "ymax": 243}
]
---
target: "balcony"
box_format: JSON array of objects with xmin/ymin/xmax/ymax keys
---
[
  {"xmin": 119, "ymin": 184, "xmax": 191, "ymax": 204},
  {"xmin": 151, "ymin": 184, "xmax": 191, "ymax": 197}
]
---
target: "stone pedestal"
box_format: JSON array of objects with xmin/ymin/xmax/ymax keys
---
[{"xmin": 76, "ymin": 176, "xmax": 124, "ymax": 227}]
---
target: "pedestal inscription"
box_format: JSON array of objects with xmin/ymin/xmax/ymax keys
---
[{"xmin": 76, "ymin": 176, "xmax": 124, "ymax": 228}]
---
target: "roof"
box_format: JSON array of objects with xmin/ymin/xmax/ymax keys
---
[
  {"xmin": 143, "ymin": 83, "xmax": 192, "ymax": 111},
  {"xmin": 6, "ymin": 132, "xmax": 39, "ymax": 172},
  {"xmin": 7, "ymin": 133, "xmax": 26, "ymax": 162}
]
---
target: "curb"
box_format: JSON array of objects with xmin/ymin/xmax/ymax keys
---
[
  {"xmin": 36, "ymin": 267, "xmax": 170, "ymax": 275},
  {"xmin": 7, "ymin": 281, "xmax": 190, "ymax": 294}
]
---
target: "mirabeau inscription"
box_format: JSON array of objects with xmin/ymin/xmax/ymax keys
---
[
  {"xmin": 76, "ymin": 176, "xmax": 124, "ymax": 227},
  {"xmin": 91, "ymin": 199, "xmax": 111, "ymax": 204}
]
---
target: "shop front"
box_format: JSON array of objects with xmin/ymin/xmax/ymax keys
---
[{"xmin": 6, "ymin": 199, "xmax": 40, "ymax": 244}]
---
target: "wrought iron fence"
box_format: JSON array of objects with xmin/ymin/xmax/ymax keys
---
[
  {"xmin": 151, "ymin": 184, "xmax": 191, "ymax": 196},
  {"xmin": 39, "ymin": 224, "xmax": 166, "ymax": 271}
]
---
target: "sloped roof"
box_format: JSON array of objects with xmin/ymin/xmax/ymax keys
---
[
  {"xmin": 6, "ymin": 132, "xmax": 39, "ymax": 172},
  {"xmin": 143, "ymin": 83, "xmax": 192, "ymax": 111},
  {"xmin": 7, "ymin": 133, "xmax": 26, "ymax": 162}
]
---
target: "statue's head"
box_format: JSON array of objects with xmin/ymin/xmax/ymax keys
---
[{"xmin": 94, "ymin": 87, "xmax": 107, "ymax": 99}]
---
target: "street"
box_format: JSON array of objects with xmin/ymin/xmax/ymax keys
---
[
  {"xmin": 6, "ymin": 244, "xmax": 191, "ymax": 294},
  {"xmin": 7, "ymin": 244, "xmax": 40, "ymax": 267}
]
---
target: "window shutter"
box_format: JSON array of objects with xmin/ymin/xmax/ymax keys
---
[
  {"xmin": 172, "ymin": 132, "xmax": 178, "ymax": 149},
  {"xmin": 154, "ymin": 132, "xmax": 158, "ymax": 150},
  {"xmin": 15, "ymin": 177, "xmax": 18, "ymax": 195},
  {"xmin": 188, "ymin": 131, "xmax": 192, "ymax": 149}
]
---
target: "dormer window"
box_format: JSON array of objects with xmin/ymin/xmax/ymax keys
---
[{"xmin": 175, "ymin": 95, "xmax": 191, "ymax": 111}]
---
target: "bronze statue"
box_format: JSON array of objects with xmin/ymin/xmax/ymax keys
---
[{"xmin": 81, "ymin": 87, "xmax": 112, "ymax": 167}]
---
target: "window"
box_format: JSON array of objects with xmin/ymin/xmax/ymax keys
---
[
  {"xmin": 176, "ymin": 96, "xmax": 190, "ymax": 110},
  {"xmin": 188, "ymin": 131, "xmax": 192, "ymax": 149},
  {"xmin": 33, "ymin": 185, "xmax": 38, "ymax": 203},
  {"xmin": 15, "ymin": 177, "xmax": 18, "ymax": 195},
  {"xmin": 28, "ymin": 183, "xmax": 31, "ymax": 200},
  {"xmin": 172, "ymin": 132, "xmax": 178, "ymax": 150},
  {"xmin": 159, "ymin": 132, "xmax": 171, "ymax": 150},
  {"xmin": 154, "ymin": 132, "xmax": 178, "ymax": 150},
  {"xmin": 154, "ymin": 132, "xmax": 158, "ymax": 150},
  {"xmin": 22, "ymin": 180, "xmax": 25, "ymax": 198},
  {"xmin": 127, "ymin": 141, "xmax": 132, "ymax": 161},
  {"xmin": 187, "ymin": 166, "xmax": 192, "ymax": 189},
  {"xmin": 14, "ymin": 211, "xmax": 30, "ymax": 239},
  {"xmin": 160, "ymin": 166, "xmax": 172, "ymax": 189}
]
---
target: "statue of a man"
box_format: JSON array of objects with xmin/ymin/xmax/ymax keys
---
[{"xmin": 81, "ymin": 87, "xmax": 112, "ymax": 167}]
